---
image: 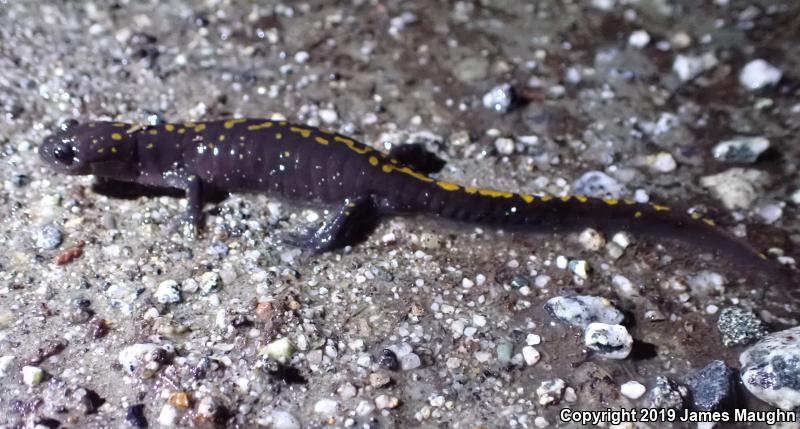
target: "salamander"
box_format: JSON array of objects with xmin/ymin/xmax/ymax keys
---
[{"xmin": 39, "ymin": 119, "xmax": 771, "ymax": 268}]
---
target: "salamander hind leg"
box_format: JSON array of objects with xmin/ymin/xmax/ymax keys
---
[{"xmin": 283, "ymin": 195, "xmax": 381, "ymax": 253}]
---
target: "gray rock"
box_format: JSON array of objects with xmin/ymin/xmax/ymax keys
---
[
  {"xmin": 35, "ymin": 224, "xmax": 63, "ymax": 250},
  {"xmin": 648, "ymin": 376, "xmax": 688, "ymax": 409},
  {"xmin": 740, "ymin": 326, "xmax": 800, "ymax": 410},
  {"xmin": 154, "ymin": 280, "xmax": 181, "ymax": 304},
  {"xmin": 572, "ymin": 171, "xmax": 624, "ymax": 199},
  {"xmin": 717, "ymin": 307, "xmax": 767, "ymax": 347},
  {"xmin": 712, "ymin": 137, "xmax": 769, "ymax": 164},
  {"xmin": 700, "ymin": 168, "xmax": 767, "ymax": 211},
  {"xmin": 684, "ymin": 360, "xmax": 735, "ymax": 411},
  {"xmin": 545, "ymin": 295, "xmax": 624, "ymax": 328}
]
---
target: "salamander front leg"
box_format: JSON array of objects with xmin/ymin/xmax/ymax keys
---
[
  {"xmin": 183, "ymin": 175, "xmax": 205, "ymax": 236},
  {"xmin": 285, "ymin": 195, "xmax": 381, "ymax": 253}
]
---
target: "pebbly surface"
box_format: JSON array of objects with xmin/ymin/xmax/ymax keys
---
[{"xmin": 1, "ymin": 0, "xmax": 799, "ymax": 428}]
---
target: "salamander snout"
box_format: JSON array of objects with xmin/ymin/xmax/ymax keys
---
[{"xmin": 39, "ymin": 120, "xmax": 92, "ymax": 175}]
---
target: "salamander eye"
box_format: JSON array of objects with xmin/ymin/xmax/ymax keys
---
[
  {"xmin": 53, "ymin": 144, "xmax": 75, "ymax": 166},
  {"xmin": 60, "ymin": 119, "xmax": 79, "ymax": 132}
]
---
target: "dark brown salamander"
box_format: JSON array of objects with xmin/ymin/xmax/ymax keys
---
[{"xmin": 39, "ymin": 119, "xmax": 771, "ymax": 268}]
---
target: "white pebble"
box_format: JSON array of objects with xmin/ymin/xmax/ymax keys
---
[
  {"xmin": 157, "ymin": 404, "xmax": 179, "ymax": 426},
  {"xmin": 646, "ymin": 152, "xmax": 677, "ymax": 173},
  {"xmin": 270, "ymin": 410, "xmax": 301, "ymax": 429},
  {"xmin": 522, "ymin": 346, "xmax": 541, "ymax": 366},
  {"xmin": 584, "ymin": 323, "xmax": 633, "ymax": 359},
  {"xmin": 555, "ymin": 255, "xmax": 568, "ymax": 269},
  {"xmin": 620, "ymin": 381, "xmax": 646, "ymax": 399},
  {"xmin": 578, "ymin": 228, "xmax": 605, "ymax": 251},
  {"xmin": 294, "ymin": 51, "xmax": 310, "ymax": 64},
  {"xmin": 319, "ymin": 109, "xmax": 339, "ymax": 124},
  {"xmin": 313, "ymin": 399, "xmax": 339, "ymax": 416},
  {"xmin": 494, "ymin": 137, "xmax": 515, "ymax": 155},
  {"xmin": 628, "ymin": 30, "xmax": 650, "ymax": 48},
  {"xmin": 673, "ymin": 52, "xmax": 718, "ymax": 82},
  {"xmin": 739, "ymin": 59, "xmax": 782, "ymax": 91},
  {"xmin": 22, "ymin": 365, "xmax": 44, "ymax": 386},
  {"xmin": 154, "ymin": 280, "xmax": 181, "ymax": 304}
]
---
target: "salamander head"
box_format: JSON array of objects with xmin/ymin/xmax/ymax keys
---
[{"xmin": 40, "ymin": 120, "xmax": 137, "ymax": 176}]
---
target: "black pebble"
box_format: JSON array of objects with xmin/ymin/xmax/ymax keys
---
[
  {"xmin": 125, "ymin": 404, "xmax": 148, "ymax": 428},
  {"xmin": 377, "ymin": 348, "xmax": 399, "ymax": 371}
]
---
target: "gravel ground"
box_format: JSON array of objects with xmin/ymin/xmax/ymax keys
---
[{"xmin": 1, "ymin": 0, "xmax": 800, "ymax": 428}]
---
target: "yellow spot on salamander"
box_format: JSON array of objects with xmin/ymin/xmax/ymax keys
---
[
  {"xmin": 520, "ymin": 194, "xmax": 535, "ymax": 203},
  {"xmin": 603, "ymin": 199, "xmax": 618, "ymax": 205},
  {"xmin": 275, "ymin": 133, "xmax": 283, "ymax": 140},
  {"xmin": 478, "ymin": 189, "xmax": 513, "ymax": 198},
  {"xmin": 560, "ymin": 196, "xmax": 572, "ymax": 202},
  {"xmin": 165, "ymin": 124, "xmax": 175, "ymax": 132},
  {"xmin": 382, "ymin": 164, "xmax": 392, "ymax": 173},
  {"xmin": 218, "ymin": 135, "xmax": 226, "ymax": 141},
  {"xmin": 224, "ymin": 119, "xmax": 246, "ymax": 129},
  {"xmin": 315, "ymin": 136, "xmax": 329, "ymax": 145},
  {"xmin": 247, "ymin": 122, "xmax": 273, "ymax": 131},
  {"xmin": 541, "ymin": 195, "xmax": 553, "ymax": 202},
  {"xmin": 183, "ymin": 121, "xmax": 196, "ymax": 127},
  {"xmin": 465, "ymin": 187, "xmax": 478, "ymax": 194},
  {"xmin": 634, "ymin": 211, "xmax": 642, "ymax": 218},
  {"xmin": 148, "ymin": 129, "xmax": 158, "ymax": 135},
  {"xmin": 112, "ymin": 122, "xmax": 126, "ymax": 127},
  {"xmin": 178, "ymin": 128, "xmax": 186, "ymax": 134},
  {"xmin": 335, "ymin": 136, "xmax": 371, "ymax": 154},
  {"xmin": 691, "ymin": 212, "xmax": 702, "ymax": 220},
  {"xmin": 437, "ymin": 181, "xmax": 460, "ymax": 191},
  {"xmin": 379, "ymin": 163, "xmax": 433, "ymax": 182},
  {"xmin": 146, "ymin": 143, "xmax": 154, "ymax": 150},
  {"xmin": 650, "ymin": 203, "xmax": 670, "ymax": 211},
  {"xmin": 319, "ymin": 128, "xmax": 333, "ymax": 135},
  {"xmin": 194, "ymin": 124, "xmax": 206, "ymax": 132},
  {"xmin": 290, "ymin": 127, "xmax": 311, "ymax": 138},
  {"xmin": 279, "ymin": 121, "xmax": 287, "ymax": 126},
  {"xmin": 369, "ymin": 156, "xmax": 379, "ymax": 166},
  {"xmin": 624, "ymin": 199, "xmax": 635, "ymax": 205},
  {"xmin": 111, "ymin": 147, "xmax": 117, "ymax": 153},
  {"xmin": 702, "ymin": 218, "xmax": 716, "ymax": 226},
  {"xmin": 283, "ymin": 151, "xmax": 291, "ymax": 157},
  {"xmin": 111, "ymin": 133, "xmax": 122, "ymax": 141},
  {"xmin": 575, "ymin": 195, "xmax": 588, "ymax": 203}
]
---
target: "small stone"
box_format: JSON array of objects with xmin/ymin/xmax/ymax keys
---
[
  {"xmin": 572, "ymin": 171, "xmax": 623, "ymax": 199},
  {"xmin": 264, "ymin": 337, "xmax": 295, "ymax": 363},
  {"xmin": 168, "ymin": 392, "xmax": 190, "ymax": 409},
  {"xmin": 536, "ymin": 378, "xmax": 566, "ymax": 406},
  {"xmin": 648, "ymin": 376, "xmax": 688, "ymax": 409},
  {"xmin": 584, "ymin": 323, "xmax": 633, "ymax": 359},
  {"xmin": 494, "ymin": 137, "xmax": 515, "ymax": 155},
  {"xmin": 294, "ymin": 51, "xmax": 310, "ymax": 64},
  {"xmin": 125, "ymin": 404, "xmax": 148, "ymax": 428},
  {"xmin": 755, "ymin": 204, "xmax": 782, "ymax": 224},
  {"xmin": 337, "ymin": 383, "xmax": 357, "ymax": 399},
  {"xmin": 482, "ymin": 83, "xmax": 515, "ymax": 113},
  {"xmin": 355, "ymin": 400, "xmax": 374, "ymax": 417},
  {"xmin": 0, "ymin": 355, "xmax": 14, "ymax": 378},
  {"xmin": 717, "ymin": 307, "xmax": 767, "ymax": 347},
  {"xmin": 22, "ymin": 365, "xmax": 45, "ymax": 386},
  {"xmin": 545, "ymin": 295, "xmax": 624, "ymax": 328},
  {"xmin": 35, "ymin": 224, "xmax": 62, "ymax": 250},
  {"xmin": 673, "ymin": 52, "xmax": 718, "ymax": 82},
  {"xmin": 154, "ymin": 280, "xmax": 182, "ymax": 304},
  {"xmin": 712, "ymin": 136, "xmax": 770, "ymax": 164},
  {"xmin": 319, "ymin": 108, "xmax": 338, "ymax": 124},
  {"xmin": 645, "ymin": 152, "xmax": 677, "ymax": 173},
  {"xmin": 313, "ymin": 399, "xmax": 339, "ymax": 416},
  {"xmin": 270, "ymin": 410, "xmax": 301, "ymax": 429},
  {"xmin": 628, "ymin": 30, "xmax": 650, "ymax": 48},
  {"xmin": 197, "ymin": 396, "xmax": 220, "ymax": 421},
  {"xmin": 739, "ymin": 59, "xmax": 782, "ymax": 91},
  {"xmin": 522, "ymin": 346, "xmax": 540, "ymax": 366},
  {"xmin": 555, "ymin": 255, "xmax": 568, "ymax": 269},
  {"xmin": 700, "ymin": 168, "xmax": 766, "ymax": 210},
  {"xmin": 199, "ymin": 272, "xmax": 221, "ymax": 294},
  {"xmin": 685, "ymin": 360, "xmax": 735, "ymax": 411},
  {"xmin": 374, "ymin": 395, "xmax": 400, "ymax": 410},
  {"xmin": 568, "ymin": 260, "xmax": 590, "ymax": 279},
  {"xmin": 740, "ymin": 326, "xmax": 800, "ymax": 410},
  {"xmin": 157, "ymin": 404, "xmax": 179, "ymax": 426},
  {"xmin": 377, "ymin": 348, "xmax": 399, "ymax": 370},
  {"xmin": 621, "ymin": 381, "xmax": 646, "ymax": 399},
  {"xmin": 369, "ymin": 372, "xmax": 391, "ymax": 388},
  {"xmin": 578, "ymin": 228, "xmax": 605, "ymax": 251},
  {"xmin": 496, "ymin": 342, "xmax": 513, "ymax": 363},
  {"xmin": 118, "ymin": 343, "xmax": 174, "ymax": 378},
  {"xmin": 399, "ymin": 352, "xmax": 421, "ymax": 371}
]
